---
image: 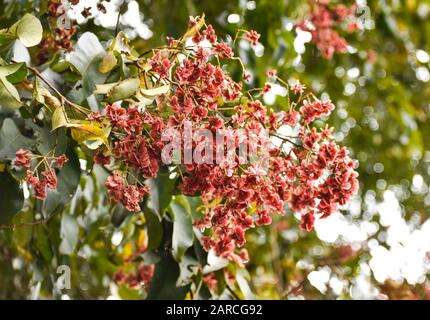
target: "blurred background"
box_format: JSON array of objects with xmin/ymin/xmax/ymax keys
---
[{"xmin": 1, "ymin": 0, "xmax": 430, "ymax": 299}]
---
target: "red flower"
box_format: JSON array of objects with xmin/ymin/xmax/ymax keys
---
[
  {"xmin": 94, "ymin": 150, "xmax": 111, "ymax": 166},
  {"xmin": 245, "ymin": 30, "xmax": 260, "ymax": 46},
  {"xmin": 213, "ymin": 43, "xmax": 233, "ymax": 59},
  {"xmin": 14, "ymin": 149, "xmax": 31, "ymax": 168},
  {"xmin": 55, "ymin": 154, "xmax": 68, "ymax": 168},
  {"xmin": 42, "ymin": 168, "xmax": 58, "ymax": 190},
  {"xmin": 300, "ymin": 211, "xmax": 315, "ymax": 232}
]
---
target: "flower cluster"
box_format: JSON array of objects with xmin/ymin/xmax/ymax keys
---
[
  {"xmin": 23, "ymin": 17, "xmax": 359, "ymax": 266},
  {"xmin": 297, "ymin": 1, "xmax": 359, "ymax": 59},
  {"xmin": 91, "ymin": 19, "xmax": 359, "ymax": 265},
  {"xmin": 112, "ymin": 234, "xmax": 155, "ymax": 290},
  {"xmin": 105, "ymin": 171, "xmax": 149, "ymax": 212},
  {"xmin": 38, "ymin": 0, "xmax": 77, "ymax": 63},
  {"xmin": 113, "ymin": 264, "xmax": 155, "ymax": 290},
  {"xmin": 13, "ymin": 149, "xmax": 68, "ymax": 200}
]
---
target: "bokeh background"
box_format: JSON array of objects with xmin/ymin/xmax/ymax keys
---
[{"xmin": 1, "ymin": 0, "xmax": 430, "ymax": 299}]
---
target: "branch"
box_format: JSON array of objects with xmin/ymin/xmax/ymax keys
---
[
  {"xmin": 0, "ymin": 211, "xmax": 59, "ymax": 230},
  {"xmin": 26, "ymin": 65, "xmax": 90, "ymax": 115}
]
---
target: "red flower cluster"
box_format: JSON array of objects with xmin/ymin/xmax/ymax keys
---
[
  {"xmin": 38, "ymin": 0, "xmax": 77, "ymax": 63},
  {"xmin": 297, "ymin": 1, "xmax": 358, "ymax": 59},
  {"xmin": 300, "ymin": 98, "xmax": 335, "ymax": 124},
  {"xmin": 244, "ymin": 30, "xmax": 261, "ymax": 46},
  {"xmin": 113, "ymin": 264, "xmax": 155, "ymax": 290},
  {"xmin": 13, "ymin": 150, "xmax": 68, "ymax": 200},
  {"xmin": 105, "ymin": 171, "xmax": 149, "ymax": 212},
  {"xmin": 105, "ymin": 105, "xmax": 164, "ymax": 179},
  {"xmin": 13, "ymin": 149, "xmax": 31, "ymax": 168},
  {"xmin": 97, "ymin": 20, "xmax": 356, "ymax": 265},
  {"xmin": 46, "ymin": 18, "xmax": 358, "ymax": 265}
]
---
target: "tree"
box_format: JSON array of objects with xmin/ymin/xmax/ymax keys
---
[{"xmin": 0, "ymin": 0, "xmax": 428, "ymax": 300}]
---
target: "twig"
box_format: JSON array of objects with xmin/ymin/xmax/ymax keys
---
[
  {"xmin": 0, "ymin": 211, "xmax": 60, "ymax": 230},
  {"xmin": 26, "ymin": 65, "xmax": 90, "ymax": 115},
  {"xmin": 226, "ymin": 283, "xmax": 241, "ymax": 300},
  {"xmin": 115, "ymin": 0, "xmax": 125, "ymax": 36}
]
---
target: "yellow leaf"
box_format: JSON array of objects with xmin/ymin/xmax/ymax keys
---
[
  {"xmin": 99, "ymin": 51, "xmax": 118, "ymax": 74},
  {"xmin": 181, "ymin": 14, "xmax": 205, "ymax": 42},
  {"xmin": 51, "ymin": 106, "xmax": 69, "ymax": 131},
  {"xmin": 68, "ymin": 120, "xmax": 111, "ymax": 149},
  {"xmin": 122, "ymin": 242, "xmax": 134, "ymax": 261}
]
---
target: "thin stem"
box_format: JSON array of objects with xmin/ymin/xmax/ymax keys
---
[
  {"xmin": 26, "ymin": 65, "xmax": 90, "ymax": 115},
  {"xmin": 0, "ymin": 210, "xmax": 60, "ymax": 230},
  {"xmin": 226, "ymin": 283, "xmax": 241, "ymax": 300},
  {"xmin": 115, "ymin": 0, "xmax": 124, "ymax": 36}
]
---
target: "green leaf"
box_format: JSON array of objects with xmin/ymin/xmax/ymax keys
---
[
  {"xmin": 59, "ymin": 212, "xmax": 79, "ymax": 255},
  {"xmin": 0, "ymin": 171, "xmax": 24, "ymax": 223},
  {"xmin": 9, "ymin": 14, "xmax": 43, "ymax": 47},
  {"xmin": 67, "ymin": 32, "xmax": 108, "ymax": 104},
  {"xmin": 236, "ymin": 269, "xmax": 255, "ymax": 299},
  {"xmin": 176, "ymin": 253, "xmax": 199, "ymax": 286},
  {"xmin": 143, "ymin": 207, "xmax": 163, "ymax": 251},
  {"xmin": 146, "ymin": 167, "xmax": 176, "ymax": 218},
  {"xmin": 0, "ymin": 118, "xmax": 34, "ymax": 161},
  {"xmin": 51, "ymin": 106, "xmax": 69, "ymax": 131},
  {"xmin": 34, "ymin": 224, "xmax": 52, "ymax": 262},
  {"xmin": 0, "ymin": 75, "xmax": 22, "ymax": 109},
  {"xmin": 12, "ymin": 204, "xmax": 33, "ymax": 247},
  {"xmin": 117, "ymin": 285, "xmax": 142, "ymax": 300},
  {"xmin": 0, "ymin": 62, "xmax": 28, "ymax": 84},
  {"xmin": 170, "ymin": 195, "xmax": 194, "ymax": 262},
  {"xmin": 95, "ymin": 78, "xmax": 140, "ymax": 102},
  {"xmin": 147, "ymin": 254, "xmax": 190, "ymax": 300},
  {"xmin": 110, "ymin": 203, "xmax": 129, "ymax": 227}
]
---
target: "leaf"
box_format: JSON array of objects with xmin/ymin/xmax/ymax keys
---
[
  {"xmin": 0, "ymin": 75, "xmax": 22, "ymax": 109},
  {"xmin": 95, "ymin": 78, "xmax": 140, "ymax": 103},
  {"xmin": 51, "ymin": 106, "xmax": 69, "ymax": 131},
  {"xmin": 0, "ymin": 171, "xmax": 24, "ymax": 223},
  {"xmin": 170, "ymin": 195, "xmax": 194, "ymax": 262},
  {"xmin": 59, "ymin": 213, "xmax": 79, "ymax": 255},
  {"xmin": 68, "ymin": 33, "xmax": 105, "ymax": 75},
  {"xmin": 98, "ymin": 51, "xmax": 118, "ymax": 74},
  {"xmin": 146, "ymin": 167, "xmax": 176, "ymax": 218},
  {"xmin": 181, "ymin": 15, "xmax": 205, "ymax": 42},
  {"xmin": 9, "ymin": 14, "xmax": 43, "ymax": 47},
  {"xmin": 117, "ymin": 285, "xmax": 142, "ymax": 300},
  {"xmin": 140, "ymin": 84, "xmax": 170, "ymax": 97},
  {"xmin": 12, "ymin": 204, "xmax": 33, "ymax": 247},
  {"xmin": 203, "ymin": 249, "xmax": 229, "ymax": 273},
  {"xmin": 68, "ymin": 120, "xmax": 111, "ymax": 149},
  {"xmin": 0, "ymin": 62, "xmax": 28, "ymax": 84},
  {"xmin": 147, "ymin": 254, "xmax": 190, "ymax": 300},
  {"xmin": 94, "ymin": 82, "xmax": 117, "ymax": 95},
  {"xmin": 34, "ymin": 224, "xmax": 52, "ymax": 262},
  {"xmin": 107, "ymin": 78, "xmax": 140, "ymax": 103},
  {"xmin": 176, "ymin": 253, "xmax": 199, "ymax": 287},
  {"xmin": 67, "ymin": 33, "xmax": 108, "ymax": 104},
  {"xmin": 0, "ymin": 118, "xmax": 34, "ymax": 161},
  {"xmin": 236, "ymin": 269, "xmax": 255, "ymax": 299},
  {"xmin": 110, "ymin": 203, "xmax": 129, "ymax": 228},
  {"xmin": 143, "ymin": 207, "xmax": 163, "ymax": 251}
]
